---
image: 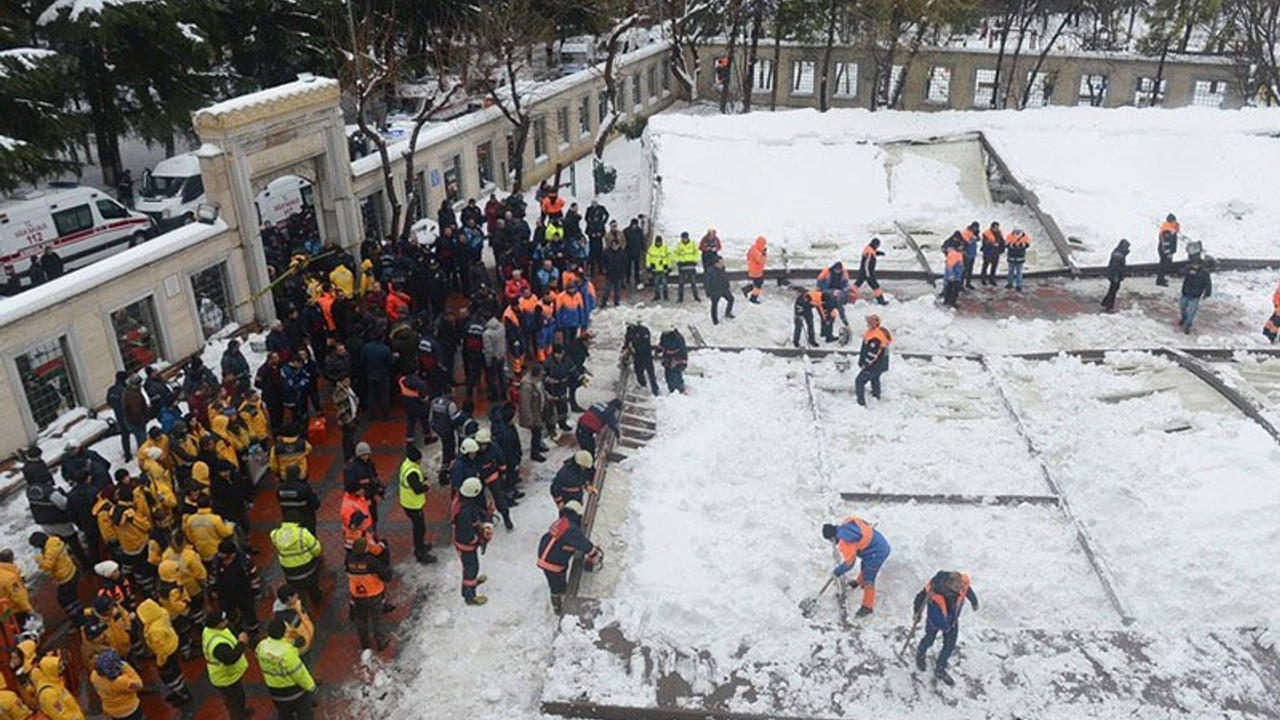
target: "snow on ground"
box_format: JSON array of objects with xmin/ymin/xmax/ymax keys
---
[
  {"xmin": 997, "ymin": 351, "xmax": 1280, "ymax": 627},
  {"xmin": 646, "ymin": 106, "xmax": 1280, "ymax": 269}
]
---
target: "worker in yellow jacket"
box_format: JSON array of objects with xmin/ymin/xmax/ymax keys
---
[
  {"xmin": 137, "ymin": 599, "xmax": 193, "ymax": 706},
  {"xmin": 256, "ymin": 618, "xmax": 317, "ymax": 718},
  {"xmin": 89, "ymin": 649, "xmax": 143, "ymax": 720},
  {"xmin": 31, "ymin": 652, "xmax": 83, "ymax": 720},
  {"xmin": 0, "ymin": 549, "xmax": 33, "ymax": 622},
  {"xmin": 28, "ymin": 532, "xmax": 80, "ymax": 620},
  {"xmin": 0, "ymin": 688, "xmax": 32, "ymax": 720},
  {"xmin": 183, "ymin": 496, "xmax": 235, "ymax": 562}
]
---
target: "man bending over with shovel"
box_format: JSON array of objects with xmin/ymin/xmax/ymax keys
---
[{"xmin": 823, "ymin": 515, "xmax": 891, "ymax": 618}]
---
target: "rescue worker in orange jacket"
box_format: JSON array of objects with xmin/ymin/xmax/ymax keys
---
[
  {"xmin": 913, "ymin": 571, "xmax": 980, "ymax": 686},
  {"xmin": 743, "ymin": 236, "xmax": 768, "ymax": 303},
  {"xmin": 856, "ymin": 315, "xmax": 891, "ymax": 406},
  {"xmin": 854, "ymin": 239, "xmax": 890, "ymax": 305},
  {"xmin": 942, "ymin": 246, "xmax": 964, "ymax": 307},
  {"xmin": 979, "ymin": 222, "xmax": 1005, "ymax": 286},
  {"xmin": 346, "ymin": 536, "xmax": 391, "ymax": 651},
  {"xmin": 822, "ymin": 514, "xmax": 891, "ymax": 617},
  {"xmin": 1156, "ymin": 213, "xmax": 1180, "ymax": 286},
  {"xmin": 1264, "ymin": 277, "xmax": 1280, "ymax": 343},
  {"xmin": 536, "ymin": 500, "xmax": 603, "ymax": 615}
]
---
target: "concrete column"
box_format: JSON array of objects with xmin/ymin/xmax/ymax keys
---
[{"xmin": 228, "ymin": 148, "xmax": 276, "ymax": 323}]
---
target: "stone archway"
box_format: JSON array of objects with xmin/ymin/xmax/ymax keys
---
[{"xmin": 192, "ymin": 77, "xmax": 361, "ymax": 322}]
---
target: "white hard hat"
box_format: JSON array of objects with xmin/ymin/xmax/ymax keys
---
[
  {"xmin": 563, "ymin": 500, "xmax": 585, "ymax": 516},
  {"xmin": 460, "ymin": 477, "xmax": 483, "ymax": 498},
  {"xmin": 475, "ymin": 428, "xmax": 492, "ymax": 444},
  {"xmin": 94, "ymin": 560, "xmax": 120, "ymax": 578},
  {"xmin": 574, "ymin": 450, "xmax": 594, "ymax": 469},
  {"xmin": 461, "ymin": 438, "xmax": 479, "ymax": 454}
]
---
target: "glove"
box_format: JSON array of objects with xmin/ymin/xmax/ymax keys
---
[
  {"xmin": 481, "ymin": 523, "xmax": 494, "ymax": 542},
  {"xmin": 833, "ymin": 563, "xmax": 851, "ymax": 578}
]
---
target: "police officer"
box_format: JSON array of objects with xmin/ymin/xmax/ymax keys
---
[
  {"xmin": 856, "ymin": 314, "xmax": 891, "ymax": 407},
  {"xmin": 203, "ymin": 609, "xmax": 251, "ymax": 720},
  {"xmin": 536, "ymin": 500, "xmax": 603, "ymax": 615},
  {"xmin": 277, "ymin": 465, "xmax": 320, "ymax": 535},
  {"xmin": 398, "ymin": 444, "xmax": 436, "ymax": 564},
  {"xmin": 430, "ymin": 390, "xmax": 465, "ymax": 486},
  {"xmin": 913, "ymin": 571, "xmax": 980, "ymax": 687}
]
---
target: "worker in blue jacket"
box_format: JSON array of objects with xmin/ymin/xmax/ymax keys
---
[
  {"xmin": 536, "ymin": 500, "xmax": 603, "ymax": 614},
  {"xmin": 822, "ymin": 514, "xmax": 891, "ymax": 617},
  {"xmin": 913, "ymin": 571, "xmax": 980, "ymax": 686}
]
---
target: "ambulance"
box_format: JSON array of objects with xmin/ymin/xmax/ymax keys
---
[{"xmin": 0, "ymin": 184, "xmax": 154, "ymax": 292}]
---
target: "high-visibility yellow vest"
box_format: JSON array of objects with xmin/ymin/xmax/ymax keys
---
[
  {"xmin": 269, "ymin": 523, "xmax": 321, "ymax": 569},
  {"xmin": 399, "ymin": 458, "xmax": 426, "ymax": 511},
  {"xmin": 202, "ymin": 627, "xmax": 247, "ymax": 687}
]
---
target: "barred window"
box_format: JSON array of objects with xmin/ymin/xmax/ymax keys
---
[
  {"xmin": 15, "ymin": 336, "xmax": 80, "ymax": 431},
  {"xmin": 792, "ymin": 60, "xmax": 815, "ymax": 94},
  {"xmin": 1134, "ymin": 77, "xmax": 1167, "ymax": 107},
  {"xmin": 754, "ymin": 58, "xmax": 775, "ymax": 93},
  {"xmin": 833, "ymin": 62, "xmax": 857, "ymax": 98},
  {"xmin": 1191, "ymin": 80, "xmax": 1228, "ymax": 107},
  {"xmin": 974, "ymin": 69, "xmax": 997, "ymax": 107},
  {"xmin": 360, "ymin": 191, "xmax": 385, "ymax": 241},
  {"xmin": 926, "ymin": 67, "xmax": 952, "ymax": 104},
  {"xmin": 191, "ymin": 262, "xmax": 233, "ymax": 340},
  {"xmin": 110, "ymin": 296, "xmax": 163, "ymax": 374},
  {"xmin": 476, "ymin": 141, "xmax": 494, "ymax": 188},
  {"xmin": 1078, "ymin": 74, "xmax": 1108, "ymax": 106},
  {"xmin": 578, "ymin": 96, "xmax": 591, "ymax": 136}
]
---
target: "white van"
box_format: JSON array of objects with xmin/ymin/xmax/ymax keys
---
[
  {"xmin": 136, "ymin": 153, "xmax": 205, "ymax": 223},
  {"xmin": 255, "ymin": 175, "xmax": 314, "ymax": 229},
  {"xmin": 0, "ymin": 184, "xmax": 153, "ymax": 291}
]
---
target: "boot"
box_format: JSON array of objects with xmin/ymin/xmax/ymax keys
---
[
  {"xmin": 502, "ymin": 511, "xmax": 514, "ymax": 530},
  {"xmin": 476, "ymin": 574, "xmax": 488, "ymax": 585},
  {"xmin": 876, "ymin": 297, "xmax": 888, "ymax": 306},
  {"xmin": 531, "ymin": 452, "xmax": 548, "ymax": 462},
  {"xmin": 725, "ymin": 311, "xmax": 735, "ymax": 319},
  {"xmin": 915, "ymin": 653, "xmax": 927, "ymax": 672},
  {"xmin": 855, "ymin": 606, "xmax": 873, "ymax": 618},
  {"xmin": 935, "ymin": 668, "xmax": 955, "ymax": 687},
  {"xmin": 558, "ymin": 421, "xmax": 572, "ymax": 431},
  {"xmin": 749, "ymin": 295, "xmax": 761, "ymax": 304},
  {"xmin": 465, "ymin": 594, "xmax": 489, "ymax": 606},
  {"xmin": 550, "ymin": 592, "xmax": 565, "ymax": 615}
]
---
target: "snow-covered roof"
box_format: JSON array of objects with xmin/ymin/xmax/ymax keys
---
[
  {"xmin": 0, "ymin": 218, "xmax": 228, "ymax": 326},
  {"xmin": 192, "ymin": 76, "xmax": 340, "ymax": 132},
  {"xmin": 350, "ymin": 42, "xmax": 670, "ymax": 178}
]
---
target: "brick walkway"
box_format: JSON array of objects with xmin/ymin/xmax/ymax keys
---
[{"xmin": 27, "ymin": 401, "xmax": 484, "ymax": 719}]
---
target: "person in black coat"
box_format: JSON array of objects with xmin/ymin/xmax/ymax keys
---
[
  {"xmin": 106, "ymin": 371, "xmax": 131, "ymax": 459},
  {"xmin": 1179, "ymin": 256, "xmax": 1214, "ymax": 334},
  {"xmin": 624, "ymin": 218, "xmax": 645, "ymax": 289},
  {"xmin": 602, "ymin": 239, "xmax": 628, "ymax": 308},
  {"xmin": 361, "ymin": 337, "xmax": 394, "ymax": 420},
  {"xmin": 64, "ymin": 470, "xmax": 105, "ymax": 560},
  {"xmin": 143, "ymin": 366, "xmax": 174, "ymax": 415},
  {"xmin": 345, "ymin": 444, "xmax": 385, "ymax": 526},
  {"xmin": 211, "ymin": 540, "xmax": 260, "ymax": 635},
  {"xmin": 1101, "ymin": 239, "xmax": 1130, "ymax": 312},
  {"xmin": 624, "ymin": 322, "xmax": 659, "ymax": 396},
  {"xmin": 658, "ymin": 327, "xmax": 688, "ymax": 394},
  {"xmin": 704, "ymin": 256, "xmax": 735, "ymax": 325},
  {"xmin": 276, "ymin": 465, "xmax": 320, "ymax": 535},
  {"xmin": 489, "ymin": 403, "xmax": 523, "ymax": 501},
  {"xmin": 39, "ymin": 247, "xmax": 64, "ymax": 279},
  {"xmin": 544, "ymin": 347, "xmax": 578, "ymax": 432},
  {"xmin": 536, "ymin": 501, "xmax": 602, "ymax": 614},
  {"xmin": 221, "ymin": 340, "xmax": 251, "ymax": 393}
]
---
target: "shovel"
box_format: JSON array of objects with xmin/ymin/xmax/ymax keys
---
[{"xmin": 799, "ymin": 576, "xmax": 836, "ymax": 618}]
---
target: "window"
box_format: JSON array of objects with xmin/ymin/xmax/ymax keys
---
[
  {"xmin": 191, "ymin": 262, "xmax": 233, "ymax": 340},
  {"xmin": 578, "ymin": 96, "xmax": 591, "ymax": 136},
  {"xmin": 753, "ymin": 58, "xmax": 775, "ymax": 93},
  {"xmin": 360, "ymin": 191, "xmax": 385, "ymax": 241},
  {"xmin": 974, "ymin": 69, "xmax": 997, "ymax": 107},
  {"xmin": 661, "ymin": 61, "xmax": 671, "ymax": 92},
  {"xmin": 792, "ymin": 59, "xmax": 815, "ymax": 94},
  {"xmin": 96, "ymin": 198, "xmax": 129, "ymax": 220},
  {"xmin": 647, "ymin": 66, "xmax": 658, "ymax": 99},
  {"xmin": 884, "ymin": 65, "xmax": 905, "ymax": 105},
  {"xmin": 833, "ymin": 62, "xmax": 858, "ymax": 98},
  {"xmin": 410, "ymin": 172, "xmax": 427, "ymax": 221},
  {"xmin": 1078, "ymin": 74, "xmax": 1108, "ymax": 106},
  {"xmin": 926, "ymin": 67, "xmax": 952, "ymax": 104},
  {"xmin": 15, "ymin": 336, "xmax": 80, "ymax": 431},
  {"xmin": 1192, "ymin": 80, "xmax": 1228, "ymax": 108},
  {"xmin": 533, "ymin": 117, "xmax": 548, "ymax": 158},
  {"xmin": 598, "ymin": 89, "xmax": 608, "ymax": 125},
  {"xmin": 52, "ymin": 205, "xmax": 93, "ymax": 237},
  {"xmin": 632, "ymin": 74, "xmax": 643, "ymax": 107},
  {"xmin": 110, "ymin": 296, "xmax": 163, "ymax": 374},
  {"xmin": 557, "ymin": 106, "xmax": 570, "ymax": 145},
  {"xmin": 1135, "ymin": 77, "xmax": 1167, "ymax": 107},
  {"xmin": 181, "ymin": 176, "xmax": 204, "ymax": 204},
  {"xmin": 1024, "ymin": 72, "xmax": 1051, "ymax": 107},
  {"xmin": 476, "ymin": 140, "xmax": 494, "ymax": 189},
  {"xmin": 443, "ymin": 153, "xmax": 462, "ymax": 202}
]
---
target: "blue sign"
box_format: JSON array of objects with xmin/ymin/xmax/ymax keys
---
[{"xmin": 429, "ymin": 169, "xmax": 441, "ymax": 187}]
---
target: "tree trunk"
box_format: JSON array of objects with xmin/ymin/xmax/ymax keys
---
[
  {"xmin": 1152, "ymin": 42, "xmax": 1170, "ymax": 106},
  {"xmin": 770, "ymin": 29, "xmax": 782, "ymax": 110},
  {"xmin": 991, "ymin": 10, "xmax": 1015, "ymax": 108},
  {"xmin": 819, "ymin": 0, "xmax": 839, "ymax": 111},
  {"xmin": 742, "ymin": 3, "xmax": 765, "ymax": 112},
  {"xmin": 510, "ymin": 120, "xmax": 531, "ymax": 193},
  {"xmin": 1001, "ymin": 12, "xmax": 1033, "ymax": 109},
  {"xmin": 1021, "ymin": 13, "xmax": 1072, "ymax": 107},
  {"xmin": 719, "ymin": 2, "xmax": 744, "ymax": 114},
  {"xmin": 84, "ymin": 41, "xmax": 122, "ymax": 188}
]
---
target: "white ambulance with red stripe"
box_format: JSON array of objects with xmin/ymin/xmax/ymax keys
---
[{"xmin": 0, "ymin": 183, "xmax": 153, "ymax": 292}]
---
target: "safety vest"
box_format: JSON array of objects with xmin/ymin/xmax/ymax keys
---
[
  {"xmin": 537, "ymin": 516, "xmax": 572, "ymax": 572},
  {"xmin": 926, "ymin": 572, "xmax": 972, "ymax": 622},
  {"xmin": 399, "ymin": 375, "xmax": 420, "ymax": 399},
  {"xmin": 398, "ymin": 458, "xmax": 426, "ymax": 511},
  {"xmin": 269, "ymin": 523, "xmax": 320, "ymax": 570},
  {"xmin": 837, "ymin": 515, "xmax": 875, "ymax": 562},
  {"xmin": 202, "ymin": 626, "xmax": 247, "ymax": 687},
  {"xmin": 255, "ymin": 636, "xmax": 314, "ymax": 693}
]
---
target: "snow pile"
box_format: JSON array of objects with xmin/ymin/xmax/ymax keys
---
[{"xmin": 646, "ymin": 106, "xmax": 1280, "ymax": 268}]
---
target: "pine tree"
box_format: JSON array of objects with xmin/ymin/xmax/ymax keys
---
[
  {"xmin": 0, "ymin": 0, "xmax": 79, "ymax": 192},
  {"xmin": 36, "ymin": 0, "xmax": 214, "ymax": 187}
]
